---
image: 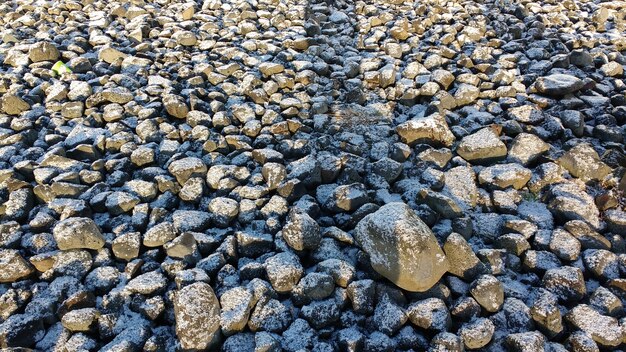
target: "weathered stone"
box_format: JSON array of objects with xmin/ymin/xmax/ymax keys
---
[
  {"xmin": 53, "ymin": 217, "xmax": 105, "ymax": 250},
  {"xmin": 396, "ymin": 113, "xmax": 455, "ymax": 147},
  {"xmin": 457, "ymin": 127, "xmax": 507, "ymax": 163},
  {"xmin": 174, "ymin": 282, "xmax": 221, "ymax": 350},
  {"xmin": 354, "ymin": 203, "xmax": 449, "ymax": 292}
]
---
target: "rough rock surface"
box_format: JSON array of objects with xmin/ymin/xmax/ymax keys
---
[
  {"xmin": 1, "ymin": 0, "xmax": 625, "ymax": 349},
  {"xmin": 354, "ymin": 203, "xmax": 449, "ymax": 292}
]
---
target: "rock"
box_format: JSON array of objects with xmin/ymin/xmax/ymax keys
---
[
  {"xmin": 407, "ymin": 298, "xmax": 451, "ymax": 332},
  {"xmin": 443, "ymin": 233, "xmax": 486, "ymax": 280},
  {"xmin": 542, "ymin": 266, "xmax": 586, "ymax": 303},
  {"xmin": 174, "ymin": 282, "xmax": 221, "ymax": 350},
  {"xmin": 566, "ymin": 305, "xmax": 622, "ymax": 347},
  {"xmin": 144, "ymin": 222, "xmax": 177, "ymax": 247},
  {"xmin": 220, "ymin": 286, "xmax": 255, "ymax": 335},
  {"xmin": 282, "ymin": 208, "xmax": 321, "ymax": 251},
  {"xmin": 396, "ymin": 113, "xmax": 456, "ymax": 147},
  {"xmin": 546, "ymin": 182, "xmax": 601, "ymax": 229},
  {"xmin": 112, "ymin": 232, "xmax": 141, "ymax": 261},
  {"xmin": 168, "ymin": 157, "xmax": 207, "ymax": 185},
  {"xmin": 454, "ymin": 84, "xmax": 480, "ymax": 106},
  {"xmin": 470, "ymin": 275, "xmax": 504, "ymax": 313},
  {"xmin": 163, "ymin": 94, "xmax": 189, "ymax": 119},
  {"xmin": 320, "ymin": 183, "xmax": 370, "ymax": 212},
  {"xmin": 582, "ymin": 249, "xmax": 619, "ymax": 280},
  {"xmin": 209, "ymin": 197, "xmax": 239, "ymax": 227},
  {"xmin": 248, "ymin": 298, "xmax": 292, "ymax": 333},
  {"xmin": 0, "ymin": 94, "xmax": 30, "ymax": 115},
  {"xmin": 347, "ymin": 280, "xmax": 376, "ymax": 314},
  {"xmin": 508, "ymin": 133, "xmax": 550, "ymax": 165},
  {"xmin": 105, "ymin": 192, "xmax": 140, "ymax": 215},
  {"xmin": 566, "ymin": 331, "xmax": 599, "ymax": 352},
  {"xmin": 265, "ymin": 252, "xmax": 303, "ymax": 293},
  {"xmin": 458, "ymin": 318, "xmax": 495, "ymax": 349},
  {"xmin": 557, "ymin": 144, "xmax": 612, "ymax": 182},
  {"xmin": 530, "ymin": 290, "xmax": 563, "ymax": 337},
  {"xmin": 564, "ymin": 221, "xmax": 611, "ymax": 250},
  {"xmin": 605, "ymin": 209, "xmax": 626, "ymax": 234},
  {"xmin": 507, "ymin": 105, "xmax": 545, "ymax": 125},
  {"xmin": 0, "ymin": 250, "xmax": 33, "ymax": 283},
  {"xmin": 535, "ymin": 74, "xmax": 584, "ymax": 96},
  {"xmin": 52, "ymin": 217, "xmax": 105, "ymax": 250},
  {"xmin": 478, "ymin": 163, "xmax": 532, "ymax": 190},
  {"xmin": 549, "ymin": 228, "xmax": 581, "ymax": 261},
  {"xmin": 126, "ymin": 271, "xmax": 168, "ymax": 295},
  {"xmin": 0, "ymin": 313, "xmax": 45, "ymax": 348},
  {"xmin": 505, "ymin": 331, "xmax": 545, "ymax": 352},
  {"xmin": 354, "ymin": 203, "xmax": 449, "ymax": 292},
  {"xmin": 457, "ymin": 127, "xmax": 507, "ymax": 163},
  {"xmin": 29, "ymin": 42, "xmax": 60, "ymax": 62},
  {"xmin": 560, "ymin": 110, "xmax": 585, "ymax": 137},
  {"xmin": 99, "ymin": 47, "xmax": 127, "ymax": 63},
  {"xmin": 300, "ymin": 299, "xmax": 341, "ymax": 329},
  {"xmin": 61, "ymin": 308, "xmax": 100, "ymax": 331},
  {"xmin": 601, "ymin": 62, "xmax": 624, "ymax": 77},
  {"xmin": 373, "ymin": 296, "xmax": 408, "ymax": 334}
]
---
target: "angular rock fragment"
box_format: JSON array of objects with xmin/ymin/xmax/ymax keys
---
[{"xmin": 53, "ymin": 217, "xmax": 105, "ymax": 250}]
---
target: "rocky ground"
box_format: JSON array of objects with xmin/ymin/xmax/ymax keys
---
[{"xmin": 0, "ymin": 0, "xmax": 626, "ymax": 350}]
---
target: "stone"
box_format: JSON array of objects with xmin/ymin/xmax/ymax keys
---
[
  {"xmin": 549, "ymin": 228, "xmax": 581, "ymax": 261},
  {"xmin": 478, "ymin": 163, "xmax": 532, "ymax": 190},
  {"xmin": 0, "ymin": 94, "xmax": 30, "ymax": 115},
  {"xmin": 566, "ymin": 305, "xmax": 622, "ymax": 347},
  {"xmin": 457, "ymin": 127, "xmax": 507, "ymax": 163},
  {"xmin": 61, "ymin": 308, "xmax": 100, "ymax": 331},
  {"xmin": 470, "ymin": 275, "xmax": 504, "ymax": 313},
  {"xmin": 112, "ymin": 232, "xmax": 141, "ymax": 261},
  {"xmin": 508, "ymin": 133, "xmax": 550, "ymax": 166},
  {"xmin": 407, "ymin": 298, "xmax": 451, "ymax": 332},
  {"xmin": 546, "ymin": 182, "xmax": 601, "ymax": 229},
  {"xmin": 144, "ymin": 222, "xmax": 177, "ymax": 247},
  {"xmin": 443, "ymin": 233, "xmax": 486, "ymax": 280},
  {"xmin": 535, "ymin": 74, "xmax": 584, "ymax": 96},
  {"xmin": 557, "ymin": 144, "xmax": 612, "ymax": 182},
  {"xmin": 282, "ymin": 208, "xmax": 321, "ymax": 251},
  {"xmin": 396, "ymin": 113, "xmax": 456, "ymax": 147},
  {"xmin": 174, "ymin": 282, "xmax": 221, "ymax": 350},
  {"xmin": 506, "ymin": 331, "xmax": 545, "ymax": 352},
  {"xmin": 265, "ymin": 252, "xmax": 303, "ymax": 293},
  {"xmin": 126, "ymin": 271, "xmax": 168, "ymax": 295},
  {"xmin": 458, "ymin": 318, "xmax": 495, "ymax": 349},
  {"xmin": 542, "ymin": 266, "xmax": 586, "ymax": 303},
  {"xmin": 99, "ymin": 47, "xmax": 127, "ymax": 63},
  {"xmin": 163, "ymin": 94, "xmax": 189, "ymax": 119},
  {"xmin": 354, "ymin": 203, "xmax": 449, "ymax": 292},
  {"xmin": 0, "ymin": 250, "xmax": 33, "ymax": 283},
  {"xmin": 209, "ymin": 197, "xmax": 239, "ymax": 227},
  {"xmin": 220, "ymin": 286, "xmax": 255, "ymax": 335},
  {"xmin": 29, "ymin": 42, "xmax": 60, "ymax": 62},
  {"xmin": 601, "ymin": 62, "xmax": 624, "ymax": 77},
  {"xmin": 52, "ymin": 217, "xmax": 105, "ymax": 250},
  {"xmin": 507, "ymin": 105, "xmax": 545, "ymax": 125},
  {"xmin": 168, "ymin": 157, "xmax": 207, "ymax": 185}
]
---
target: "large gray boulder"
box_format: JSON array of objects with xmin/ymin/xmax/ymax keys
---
[{"xmin": 354, "ymin": 203, "xmax": 449, "ymax": 292}]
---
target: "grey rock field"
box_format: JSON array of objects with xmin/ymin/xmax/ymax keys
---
[{"xmin": 0, "ymin": 0, "xmax": 625, "ymax": 350}]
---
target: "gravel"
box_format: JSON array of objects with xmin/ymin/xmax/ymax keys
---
[{"xmin": 1, "ymin": 0, "xmax": 626, "ymax": 349}]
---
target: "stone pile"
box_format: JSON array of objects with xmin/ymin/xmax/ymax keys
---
[{"xmin": 0, "ymin": 0, "xmax": 625, "ymax": 350}]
